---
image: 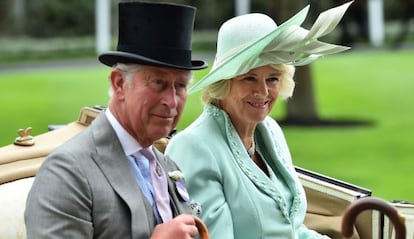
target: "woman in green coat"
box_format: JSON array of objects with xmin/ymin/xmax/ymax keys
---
[{"xmin": 166, "ymin": 2, "xmax": 352, "ymax": 238}]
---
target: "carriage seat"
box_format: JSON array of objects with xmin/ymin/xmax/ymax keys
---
[{"xmin": 0, "ymin": 107, "xmax": 100, "ymax": 238}]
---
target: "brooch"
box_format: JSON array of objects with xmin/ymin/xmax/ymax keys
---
[
  {"xmin": 168, "ymin": 170, "xmax": 189, "ymax": 202},
  {"xmin": 168, "ymin": 170, "xmax": 184, "ymax": 181}
]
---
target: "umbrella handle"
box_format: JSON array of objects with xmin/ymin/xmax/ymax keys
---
[
  {"xmin": 194, "ymin": 216, "xmax": 210, "ymax": 239},
  {"xmin": 342, "ymin": 197, "xmax": 406, "ymax": 239}
]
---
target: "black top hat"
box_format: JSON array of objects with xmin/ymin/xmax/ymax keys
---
[{"xmin": 99, "ymin": 1, "xmax": 207, "ymax": 70}]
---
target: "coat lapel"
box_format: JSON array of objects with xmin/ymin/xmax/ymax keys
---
[
  {"xmin": 210, "ymin": 104, "xmax": 302, "ymax": 221},
  {"xmin": 90, "ymin": 114, "xmax": 155, "ymax": 238},
  {"xmin": 256, "ymin": 120, "xmax": 304, "ymax": 219}
]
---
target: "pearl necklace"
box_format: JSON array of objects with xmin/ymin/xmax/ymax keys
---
[{"xmin": 247, "ymin": 140, "xmax": 255, "ymax": 157}]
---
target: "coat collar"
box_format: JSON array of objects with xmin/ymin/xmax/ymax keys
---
[{"xmin": 205, "ymin": 104, "xmax": 303, "ymax": 220}]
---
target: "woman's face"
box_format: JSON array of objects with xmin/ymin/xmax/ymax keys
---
[{"xmin": 221, "ymin": 65, "xmax": 281, "ymax": 127}]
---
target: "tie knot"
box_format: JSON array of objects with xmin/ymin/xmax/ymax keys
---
[{"xmin": 140, "ymin": 147, "xmax": 155, "ymax": 161}]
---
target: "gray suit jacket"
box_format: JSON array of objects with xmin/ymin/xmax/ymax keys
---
[{"xmin": 25, "ymin": 113, "xmax": 192, "ymax": 239}]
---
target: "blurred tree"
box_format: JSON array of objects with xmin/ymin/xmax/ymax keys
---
[
  {"xmin": 188, "ymin": 0, "xmax": 233, "ymax": 30},
  {"xmin": 0, "ymin": 1, "xmax": 8, "ymax": 33},
  {"xmin": 334, "ymin": 0, "xmax": 369, "ymax": 46},
  {"xmin": 0, "ymin": 0, "xmax": 406, "ymax": 38},
  {"xmin": 11, "ymin": 0, "xmax": 25, "ymax": 35},
  {"xmin": 197, "ymin": 0, "xmax": 218, "ymax": 29},
  {"xmin": 25, "ymin": 0, "xmax": 94, "ymax": 38},
  {"xmin": 391, "ymin": 0, "xmax": 414, "ymax": 48},
  {"xmin": 266, "ymin": 0, "xmax": 320, "ymax": 124}
]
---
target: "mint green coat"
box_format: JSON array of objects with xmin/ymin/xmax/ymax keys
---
[{"xmin": 166, "ymin": 104, "xmax": 324, "ymax": 239}]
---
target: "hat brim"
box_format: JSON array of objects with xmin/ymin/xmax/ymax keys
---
[
  {"xmin": 189, "ymin": 1, "xmax": 354, "ymax": 94},
  {"xmin": 188, "ymin": 6, "xmax": 310, "ymax": 94},
  {"xmin": 99, "ymin": 51, "xmax": 208, "ymax": 70}
]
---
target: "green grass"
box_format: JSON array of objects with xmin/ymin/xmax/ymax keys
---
[
  {"xmin": 0, "ymin": 64, "xmax": 110, "ymax": 139},
  {"xmin": 286, "ymin": 50, "xmax": 414, "ymax": 202},
  {"xmin": 1, "ymin": 49, "xmax": 413, "ymax": 202}
]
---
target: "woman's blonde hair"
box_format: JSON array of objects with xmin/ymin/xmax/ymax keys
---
[{"xmin": 201, "ymin": 64, "xmax": 295, "ymax": 105}]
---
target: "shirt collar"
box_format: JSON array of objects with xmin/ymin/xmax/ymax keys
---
[{"xmin": 105, "ymin": 108, "xmax": 152, "ymax": 156}]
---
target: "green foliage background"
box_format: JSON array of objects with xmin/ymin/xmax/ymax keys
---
[{"xmin": 1, "ymin": 50, "xmax": 413, "ymax": 202}]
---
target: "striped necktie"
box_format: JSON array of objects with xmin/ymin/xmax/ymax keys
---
[
  {"xmin": 132, "ymin": 153, "xmax": 162, "ymax": 223},
  {"xmin": 140, "ymin": 147, "xmax": 172, "ymax": 222}
]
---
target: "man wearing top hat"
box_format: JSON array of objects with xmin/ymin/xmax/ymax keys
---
[{"xmin": 24, "ymin": 1, "xmax": 207, "ymax": 239}]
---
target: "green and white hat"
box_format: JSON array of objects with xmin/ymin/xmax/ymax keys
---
[{"xmin": 189, "ymin": 1, "xmax": 352, "ymax": 93}]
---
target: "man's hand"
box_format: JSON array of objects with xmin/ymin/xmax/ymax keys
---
[{"xmin": 151, "ymin": 214, "xmax": 198, "ymax": 239}]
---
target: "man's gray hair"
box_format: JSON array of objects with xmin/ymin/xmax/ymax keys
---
[{"xmin": 108, "ymin": 63, "xmax": 143, "ymax": 97}]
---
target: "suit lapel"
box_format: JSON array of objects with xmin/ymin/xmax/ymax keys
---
[{"xmin": 90, "ymin": 114, "xmax": 155, "ymax": 238}]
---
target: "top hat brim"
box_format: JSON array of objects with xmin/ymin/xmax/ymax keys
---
[{"xmin": 99, "ymin": 51, "xmax": 208, "ymax": 70}]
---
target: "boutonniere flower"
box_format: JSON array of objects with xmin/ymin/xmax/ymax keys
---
[
  {"xmin": 168, "ymin": 170, "xmax": 189, "ymax": 202},
  {"xmin": 168, "ymin": 170, "xmax": 185, "ymax": 181}
]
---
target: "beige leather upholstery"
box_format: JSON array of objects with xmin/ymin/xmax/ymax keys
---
[
  {"xmin": 0, "ymin": 107, "xmax": 100, "ymax": 239},
  {"xmin": 0, "ymin": 177, "xmax": 34, "ymax": 239},
  {"xmin": 301, "ymin": 176, "xmax": 373, "ymax": 239},
  {"xmin": 0, "ymin": 122, "xmax": 86, "ymax": 184}
]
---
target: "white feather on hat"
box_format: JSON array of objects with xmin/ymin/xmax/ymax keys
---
[{"xmin": 189, "ymin": 1, "xmax": 353, "ymax": 94}]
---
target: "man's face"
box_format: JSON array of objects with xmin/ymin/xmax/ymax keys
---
[{"xmin": 112, "ymin": 65, "xmax": 191, "ymax": 146}]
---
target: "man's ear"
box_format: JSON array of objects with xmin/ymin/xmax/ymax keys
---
[{"xmin": 110, "ymin": 69, "xmax": 125, "ymax": 99}]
